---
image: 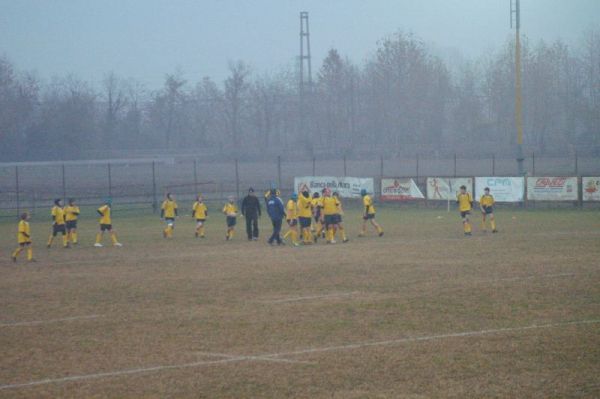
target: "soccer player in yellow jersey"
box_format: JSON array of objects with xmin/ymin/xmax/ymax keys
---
[
  {"xmin": 332, "ymin": 191, "xmax": 349, "ymax": 243},
  {"xmin": 64, "ymin": 198, "xmax": 80, "ymax": 245},
  {"xmin": 160, "ymin": 193, "xmax": 178, "ymax": 238},
  {"xmin": 12, "ymin": 212, "xmax": 34, "ymax": 262},
  {"xmin": 311, "ymin": 192, "xmax": 325, "ymax": 242},
  {"xmin": 94, "ymin": 199, "xmax": 122, "ymax": 247},
  {"xmin": 321, "ymin": 188, "xmax": 339, "ymax": 244},
  {"xmin": 360, "ymin": 189, "xmax": 384, "ymax": 237},
  {"xmin": 479, "ymin": 187, "xmax": 498, "ymax": 233},
  {"xmin": 192, "ymin": 195, "xmax": 208, "ymax": 238},
  {"xmin": 297, "ymin": 189, "xmax": 313, "ymax": 244},
  {"xmin": 47, "ymin": 199, "xmax": 69, "ymax": 248},
  {"xmin": 283, "ymin": 193, "xmax": 300, "ymax": 246},
  {"xmin": 457, "ymin": 185, "xmax": 473, "ymax": 236},
  {"xmin": 222, "ymin": 196, "xmax": 238, "ymax": 240}
]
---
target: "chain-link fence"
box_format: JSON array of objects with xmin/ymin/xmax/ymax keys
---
[{"xmin": 1, "ymin": 153, "xmax": 598, "ymax": 219}]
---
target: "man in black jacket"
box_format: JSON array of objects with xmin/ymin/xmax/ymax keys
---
[{"xmin": 241, "ymin": 188, "xmax": 261, "ymax": 240}]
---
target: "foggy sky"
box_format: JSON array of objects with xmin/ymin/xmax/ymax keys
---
[{"xmin": 1, "ymin": 0, "xmax": 598, "ymax": 89}]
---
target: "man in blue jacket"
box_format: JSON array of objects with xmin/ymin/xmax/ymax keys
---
[{"xmin": 266, "ymin": 189, "xmax": 285, "ymax": 245}]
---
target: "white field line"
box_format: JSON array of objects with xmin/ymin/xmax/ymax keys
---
[
  {"xmin": 0, "ymin": 314, "xmax": 102, "ymax": 328},
  {"xmin": 483, "ymin": 272, "xmax": 575, "ymax": 283},
  {"xmin": 0, "ymin": 318, "xmax": 598, "ymax": 391},
  {"xmin": 193, "ymin": 351, "xmax": 313, "ymax": 365},
  {"xmin": 257, "ymin": 292, "xmax": 356, "ymax": 304}
]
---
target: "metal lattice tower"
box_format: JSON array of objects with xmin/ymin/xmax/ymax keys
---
[
  {"xmin": 299, "ymin": 11, "xmax": 312, "ymax": 93},
  {"xmin": 511, "ymin": 0, "xmax": 525, "ymax": 176}
]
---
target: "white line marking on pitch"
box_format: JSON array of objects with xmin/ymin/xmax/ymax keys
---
[
  {"xmin": 193, "ymin": 351, "xmax": 314, "ymax": 365},
  {"xmin": 257, "ymin": 292, "xmax": 356, "ymax": 304},
  {"xmin": 478, "ymin": 273, "xmax": 576, "ymax": 284},
  {"xmin": 0, "ymin": 314, "xmax": 103, "ymax": 328},
  {"xmin": 0, "ymin": 318, "xmax": 597, "ymax": 391}
]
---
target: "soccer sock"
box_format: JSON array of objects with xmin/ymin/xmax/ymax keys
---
[
  {"xmin": 111, "ymin": 233, "xmax": 118, "ymax": 245},
  {"xmin": 12, "ymin": 247, "xmax": 23, "ymax": 258},
  {"xmin": 327, "ymin": 228, "xmax": 334, "ymax": 242},
  {"xmin": 199, "ymin": 226, "xmax": 205, "ymax": 237},
  {"xmin": 376, "ymin": 225, "xmax": 383, "ymax": 234},
  {"xmin": 62, "ymin": 235, "xmax": 68, "ymax": 247},
  {"xmin": 72, "ymin": 231, "xmax": 78, "ymax": 244},
  {"xmin": 47, "ymin": 236, "xmax": 54, "ymax": 246},
  {"xmin": 95, "ymin": 233, "xmax": 102, "ymax": 244},
  {"xmin": 283, "ymin": 230, "xmax": 291, "ymax": 239},
  {"xmin": 27, "ymin": 247, "xmax": 33, "ymax": 261},
  {"xmin": 481, "ymin": 218, "xmax": 487, "ymax": 230},
  {"xmin": 290, "ymin": 230, "xmax": 297, "ymax": 243},
  {"xmin": 465, "ymin": 222, "xmax": 472, "ymax": 233},
  {"xmin": 228, "ymin": 229, "xmax": 234, "ymax": 239},
  {"xmin": 491, "ymin": 219, "xmax": 496, "ymax": 231},
  {"xmin": 340, "ymin": 226, "xmax": 347, "ymax": 241}
]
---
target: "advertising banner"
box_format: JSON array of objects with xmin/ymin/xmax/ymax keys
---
[
  {"xmin": 475, "ymin": 177, "xmax": 524, "ymax": 202},
  {"xmin": 380, "ymin": 178, "xmax": 424, "ymax": 201},
  {"xmin": 583, "ymin": 177, "xmax": 600, "ymax": 201},
  {"xmin": 294, "ymin": 176, "xmax": 374, "ymax": 198},
  {"xmin": 426, "ymin": 178, "xmax": 473, "ymax": 200},
  {"xmin": 526, "ymin": 177, "xmax": 578, "ymax": 201}
]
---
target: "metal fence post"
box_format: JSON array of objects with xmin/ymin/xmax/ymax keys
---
[
  {"xmin": 312, "ymin": 156, "xmax": 316, "ymax": 175},
  {"xmin": 107, "ymin": 163, "xmax": 112, "ymax": 198},
  {"xmin": 343, "ymin": 155, "xmax": 347, "ymax": 177},
  {"xmin": 15, "ymin": 165, "xmax": 20, "ymax": 219},
  {"xmin": 235, "ymin": 159, "xmax": 240, "ymax": 200},
  {"xmin": 532, "ymin": 152, "xmax": 536, "ymax": 176},
  {"xmin": 62, "ymin": 163, "xmax": 66, "ymax": 202},
  {"xmin": 453, "ymin": 154, "xmax": 457, "ymax": 177},
  {"xmin": 492, "ymin": 154, "xmax": 496, "ymax": 176},
  {"xmin": 277, "ymin": 155, "xmax": 282, "ymax": 189},
  {"xmin": 380, "ymin": 156, "xmax": 384, "ymax": 178},
  {"xmin": 152, "ymin": 161, "xmax": 157, "ymax": 213},
  {"xmin": 193, "ymin": 159, "xmax": 198, "ymax": 194},
  {"xmin": 416, "ymin": 154, "xmax": 420, "ymax": 179},
  {"xmin": 574, "ymin": 151, "xmax": 578, "ymax": 175}
]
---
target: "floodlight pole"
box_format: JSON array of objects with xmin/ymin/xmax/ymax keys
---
[{"xmin": 511, "ymin": 0, "xmax": 525, "ymax": 176}]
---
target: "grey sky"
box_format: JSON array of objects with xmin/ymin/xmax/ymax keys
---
[{"xmin": 1, "ymin": 0, "xmax": 598, "ymax": 90}]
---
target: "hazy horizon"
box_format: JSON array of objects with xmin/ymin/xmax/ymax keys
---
[{"xmin": 1, "ymin": 0, "xmax": 599, "ymax": 90}]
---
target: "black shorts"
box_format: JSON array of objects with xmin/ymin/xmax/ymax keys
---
[
  {"xmin": 482, "ymin": 207, "xmax": 494, "ymax": 215},
  {"xmin": 66, "ymin": 220, "xmax": 77, "ymax": 230},
  {"xmin": 196, "ymin": 218, "xmax": 206, "ymax": 223},
  {"xmin": 52, "ymin": 224, "xmax": 66, "ymax": 236},
  {"xmin": 460, "ymin": 211, "xmax": 471, "ymax": 218},
  {"xmin": 363, "ymin": 213, "xmax": 375, "ymax": 220},
  {"xmin": 299, "ymin": 217, "xmax": 312, "ymax": 228},
  {"xmin": 226, "ymin": 216, "xmax": 237, "ymax": 227},
  {"xmin": 333, "ymin": 214, "xmax": 342, "ymax": 224},
  {"xmin": 287, "ymin": 219, "xmax": 298, "ymax": 227},
  {"xmin": 324, "ymin": 215, "xmax": 337, "ymax": 227},
  {"xmin": 165, "ymin": 217, "xmax": 175, "ymax": 225},
  {"xmin": 100, "ymin": 224, "xmax": 112, "ymax": 231},
  {"xmin": 313, "ymin": 211, "xmax": 321, "ymax": 223}
]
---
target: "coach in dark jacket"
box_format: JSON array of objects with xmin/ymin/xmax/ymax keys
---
[
  {"xmin": 266, "ymin": 189, "xmax": 285, "ymax": 245},
  {"xmin": 241, "ymin": 188, "xmax": 261, "ymax": 240}
]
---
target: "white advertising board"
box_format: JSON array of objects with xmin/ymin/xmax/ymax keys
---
[
  {"xmin": 583, "ymin": 177, "xmax": 600, "ymax": 201},
  {"xmin": 426, "ymin": 178, "xmax": 473, "ymax": 200},
  {"xmin": 294, "ymin": 176, "xmax": 374, "ymax": 198},
  {"xmin": 381, "ymin": 178, "xmax": 424, "ymax": 201},
  {"xmin": 526, "ymin": 177, "xmax": 578, "ymax": 201},
  {"xmin": 475, "ymin": 177, "xmax": 524, "ymax": 202}
]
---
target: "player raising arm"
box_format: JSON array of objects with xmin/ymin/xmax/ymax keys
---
[{"xmin": 94, "ymin": 198, "xmax": 122, "ymax": 247}]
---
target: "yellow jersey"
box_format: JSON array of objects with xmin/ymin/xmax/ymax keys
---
[
  {"xmin": 363, "ymin": 195, "xmax": 376, "ymax": 214},
  {"xmin": 286, "ymin": 199, "xmax": 298, "ymax": 220},
  {"xmin": 335, "ymin": 197, "xmax": 344, "ymax": 214},
  {"xmin": 193, "ymin": 202, "xmax": 208, "ymax": 219},
  {"xmin": 98, "ymin": 205, "xmax": 112, "ymax": 225},
  {"xmin": 322, "ymin": 196, "xmax": 339, "ymax": 216},
  {"xmin": 51, "ymin": 206, "xmax": 66, "ymax": 225},
  {"xmin": 18, "ymin": 220, "xmax": 31, "ymax": 244},
  {"xmin": 457, "ymin": 192, "xmax": 473, "ymax": 212},
  {"xmin": 480, "ymin": 194, "xmax": 495, "ymax": 208},
  {"xmin": 297, "ymin": 195, "xmax": 312, "ymax": 218},
  {"xmin": 223, "ymin": 203, "xmax": 237, "ymax": 216},
  {"xmin": 161, "ymin": 199, "xmax": 178, "ymax": 218},
  {"xmin": 64, "ymin": 205, "xmax": 80, "ymax": 222}
]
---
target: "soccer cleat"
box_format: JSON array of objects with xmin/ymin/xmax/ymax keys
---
[
  {"xmin": 12, "ymin": 256, "xmax": 17, "ymax": 262},
  {"xmin": 200, "ymin": 235, "xmax": 205, "ymax": 239},
  {"xmin": 225, "ymin": 235, "xmax": 230, "ymax": 241},
  {"xmin": 46, "ymin": 244, "xmax": 51, "ymax": 248},
  {"xmin": 94, "ymin": 243, "xmax": 103, "ymax": 247},
  {"xmin": 29, "ymin": 258, "xmax": 37, "ymax": 262},
  {"xmin": 195, "ymin": 232, "xmax": 198, "ymax": 238},
  {"xmin": 492, "ymin": 229, "xmax": 498, "ymax": 233},
  {"xmin": 114, "ymin": 242, "xmax": 123, "ymax": 247},
  {"xmin": 343, "ymin": 238, "xmax": 349, "ymax": 243},
  {"xmin": 464, "ymin": 232, "xmax": 472, "ymax": 236},
  {"xmin": 163, "ymin": 230, "xmax": 167, "ymax": 238},
  {"xmin": 378, "ymin": 232, "xmax": 384, "ymax": 237},
  {"xmin": 329, "ymin": 240, "xmax": 336, "ymax": 244}
]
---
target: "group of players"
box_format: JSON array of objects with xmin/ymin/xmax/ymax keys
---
[{"xmin": 10, "ymin": 184, "xmax": 496, "ymax": 262}]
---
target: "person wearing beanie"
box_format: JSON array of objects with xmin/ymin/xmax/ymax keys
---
[{"xmin": 241, "ymin": 187, "xmax": 261, "ymax": 241}]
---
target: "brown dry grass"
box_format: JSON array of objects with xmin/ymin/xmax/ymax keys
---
[{"xmin": 0, "ymin": 207, "xmax": 599, "ymax": 398}]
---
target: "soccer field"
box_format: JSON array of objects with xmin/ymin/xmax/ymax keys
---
[{"xmin": 0, "ymin": 208, "xmax": 599, "ymax": 398}]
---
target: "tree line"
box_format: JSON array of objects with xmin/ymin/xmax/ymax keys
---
[{"xmin": 1, "ymin": 29, "xmax": 599, "ymax": 162}]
